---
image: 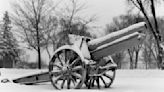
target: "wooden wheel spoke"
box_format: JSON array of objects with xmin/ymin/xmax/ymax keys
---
[
  {"xmin": 51, "ymin": 69, "xmax": 62, "ymax": 76},
  {"xmin": 88, "ymin": 78, "xmax": 93, "ymax": 89},
  {"xmin": 65, "ymin": 50, "xmax": 75, "ymax": 65},
  {"xmin": 63, "ymin": 50, "xmax": 69, "ymax": 65},
  {"xmin": 100, "ymin": 76, "xmax": 107, "ymax": 87},
  {"xmin": 61, "ymin": 78, "xmax": 66, "ymax": 89},
  {"xmin": 96, "ymin": 77, "xmax": 100, "ymax": 88},
  {"xmin": 56, "ymin": 54, "xmax": 64, "ymax": 66},
  {"xmin": 72, "ymin": 65, "xmax": 82, "ymax": 71},
  {"xmin": 72, "ymin": 72, "xmax": 82, "ymax": 79},
  {"xmin": 70, "ymin": 76, "xmax": 76, "ymax": 86},
  {"xmin": 53, "ymin": 64, "xmax": 62, "ymax": 70},
  {"xmin": 67, "ymin": 77, "xmax": 71, "ymax": 89},
  {"xmin": 52, "ymin": 75, "xmax": 63, "ymax": 84},
  {"xmin": 63, "ymin": 50, "xmax": 67, "ymax": 62},
  {"xmin": 70, "ymin": 57, "xmax": 80, "ymax": 67},
  {"xmin": 103, "ymin": 73, "xmax": 113, "ymax": 80},
  {"xmin": 91, "ymin": 78, "xmax": 95, "ymax": 87}
]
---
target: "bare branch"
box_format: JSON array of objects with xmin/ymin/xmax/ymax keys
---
[{"xmin": 129, "ymin": 0, "xmax": 141, "ymax": 10}]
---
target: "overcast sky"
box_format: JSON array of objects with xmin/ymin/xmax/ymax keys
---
[
  {"xmin": 0, "ymin": 0, "xmax": 127, "ymax": 26},
  {"xmin": 0, "ymin": 0, "xmax": 164, "ymax": 26}
]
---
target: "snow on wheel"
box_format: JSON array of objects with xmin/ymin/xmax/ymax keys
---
[{"xmin": 49, "ymin": 46, "xmax": 86, "ymax": 89}]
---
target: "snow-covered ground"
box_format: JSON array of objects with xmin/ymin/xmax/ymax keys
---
[{"xmin": 0, "ymin": 69, "xmax": 164, "ymax": 92}]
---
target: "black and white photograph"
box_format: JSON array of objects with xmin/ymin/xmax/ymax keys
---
[{"xmin": 0, "ymin": 0, "xmax": 164, "ymax": 92}]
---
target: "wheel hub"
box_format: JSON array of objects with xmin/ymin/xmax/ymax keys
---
[{"xmin": 62, "ymin": 65, "xmax": 72, "ymax": 76}]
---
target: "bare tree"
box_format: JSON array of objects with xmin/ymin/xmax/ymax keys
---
[
  {"xmin": 127, "ymin": 45, "xmax": 142, "ymax": 69},
  {"xmin": 128, "ymin": 48, "xmax": 135, "ymax": 69},
  {"xmin": 127, "ymin": 0, "xmax": 164, "ymax": 69},
  {"xmin": 11, "ymin": 0, "xmax": 58, "ymax": 69},
  {"xmin": 56, "ymin": 0, "xmax": 96, "ymax": 48},
  {"xmin": 143, "ymin": 41, "xmax": 157, "ymax": 69},
  {"xmin": 134, "ymin": 45, "xmax": 143, "ymax": 68}
]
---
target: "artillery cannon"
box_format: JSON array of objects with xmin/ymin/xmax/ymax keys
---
[{"xmin": 12, "ymin": 22, "xmax": 147, "ymax": 89}]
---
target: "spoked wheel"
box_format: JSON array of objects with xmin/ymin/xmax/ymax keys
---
[
  {"xmin": 85, "ymin": 57, "xmax": 117, "ymax": 89},
  {"xmin": 86, "ymin": 70, "xmax": 116, "ymax": 89},
  {"xmin": 49, "ymin": 47, "xmax": 86, "ymax": 89}
]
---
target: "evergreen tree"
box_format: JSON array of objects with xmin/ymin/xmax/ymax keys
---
[{"xmin": 0, "ymin": 11, "xmax": 20, "ymax": 68}]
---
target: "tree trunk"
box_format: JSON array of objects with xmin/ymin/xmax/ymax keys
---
[
  {"xmin": 134, "ymin": 51, "xmax": 139, "ymax": 69},
  {"xmin": 145, "ymin": 60, "xmax": 148, "ymax": 69},
  {"xmin": 151, "ymin": 0, "xmax": 163, "ymax": 69},
  {"xmin": 46, "ymin": 46, "xmax": 51, "ymax": 59},
  {"xmin": 36, "ymin": 25, "xmax": 41, "ymax": 69},
  {"xmin": 37, "ymin": 44, "xmax": 41, "ymax": 69},
  {"xmin": 128, "ymin": 49, "xmax": 134, "ymax": 69},
  {"xmin": 156, "ymin": 39, "xmax": 163, "ymax": 69},
  {"xmin": 130, "ymin": 57, "xmax": 133, "ymax": 69}
]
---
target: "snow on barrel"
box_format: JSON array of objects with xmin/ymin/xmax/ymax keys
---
[
  {"xmin": 88, "ymin": 22, "xmax": 146, "ymax": 51},
  {"xmin": 88, "ymin": 22, "xmax": 147, "ymax": 60}
]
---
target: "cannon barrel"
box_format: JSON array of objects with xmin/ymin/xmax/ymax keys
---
[
  {"xmin": 88, "ymin": 22, "xmax": 147, "ymax": 60},
  {"xmin": 88, "ymin": 22, "xmax": 146, "ymax": 51}
]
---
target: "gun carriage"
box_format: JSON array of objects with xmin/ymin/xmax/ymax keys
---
[{"xmin": 12, "ymin": 22, "xmax": 147, "ymax": 89}]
